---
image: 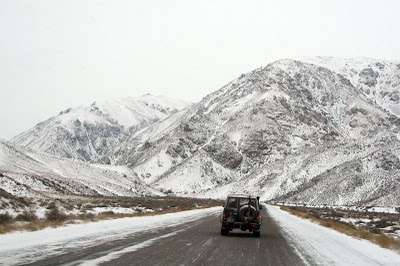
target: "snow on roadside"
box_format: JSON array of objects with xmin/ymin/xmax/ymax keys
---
[
  {"xmin": 275, "ymin": 203, "xmax": 399, "ymax": 214},
  {"xmin": 0, "ymin": 207, "xmax": 221, "ymax": 266},
  {"xmin": 267, "ymin": 205, "xmax": 400, "ymax": 265}
]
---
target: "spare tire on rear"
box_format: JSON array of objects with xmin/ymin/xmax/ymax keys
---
[{"xmin": 239, "ymin": 205, "xmax": 257, "ymax": 222}]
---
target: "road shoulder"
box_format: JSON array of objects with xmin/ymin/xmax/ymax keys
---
[{"xmin": 267, "ymin": 205, "xmax": 400, "ymax": 266}]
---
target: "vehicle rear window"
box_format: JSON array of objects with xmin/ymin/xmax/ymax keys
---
[
  {"xmin": 226, "ymin": 198, "xmax": 237, "ymax": 208},
  {"xmin": 239, "ymin": 198, "xmax": 256, "ymax": 207}
]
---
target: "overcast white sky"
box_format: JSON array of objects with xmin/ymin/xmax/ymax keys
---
[{"xmin": 1, "ymin": 0, "xmax": 400, "ymax": 139}]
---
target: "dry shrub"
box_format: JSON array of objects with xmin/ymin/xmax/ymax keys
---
[
  {"xmin": 310, "ymin": 211, "xmax": 321, "ymax": 219},
  {"xmin": 39, "ymin": 200, "xmax": 48, "ymax": 207},
  {"xmin": 83, "ymin": 204, "xmax": 95, "ymax": 210},
  {"xmin": 83, "ymin": 212, "xmax": 95, "ymax": 219},
  {"xmin": 47, "ymin": 202, "xmax": 57, "ymax": 209},
  {"xmin": 64, "ymin": 203, "xmax": 75, "ymax": 211},
  {"xmin": 100, "ymin": 211, "xmax": 114, "ymax": 215},
  {"xmin": 16, "ymin": 211, "xmax": 38, "ymax": 222},
  {"xmin": 375, "ymin": 219, "xmax": 395, "ymax": 228},
  {"xmin": 45, "ymin": 207, "xmax": 67, "ymax": 221},
  {"xmin": 330, "ymin": 211, "xmax": 344, "ymax": 218},
  {"xmin": 374, "ymin": 234, "xmax": 395, "ymax": 249},
  {"xmin": 68, "ymin": 212, "xmax": 96, "ymax": 221},
  {"xmin": 120, "ymin": 202, "xmax": 133, "ymax": 208},
  {"xmin": 0, "ymin": 224, "xmax": 15, "ymax": 234},
  {"xmin": 0, "ymin": 188, "xmax": 31, "ymax": 207},
  {"xmin": 370, "ymin": 228, "xmax": 381, "ymax": 234},
  {"xmin": 0, "ymin": 213, "xmax": 13, "ymax": 225}
]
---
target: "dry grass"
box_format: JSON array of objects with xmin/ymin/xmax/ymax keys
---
[
  {"xmin": 0, "ymin": 220, "xmax": 64, "ymax": 234},
  {"xmin": 0, "ymin": 201, "xmax": 220, "ymax": 235},
  {"xmin": 280, "ymin": 206, "xmax": 400, "ymax": 251}
]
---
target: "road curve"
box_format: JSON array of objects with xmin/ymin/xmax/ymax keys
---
[{"xmin": 26, "ymin": 207, "xmax": 307, "ymax": 266}]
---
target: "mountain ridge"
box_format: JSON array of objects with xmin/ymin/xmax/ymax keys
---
[
  {"xmin": 12, "ymin": 94, "xmax": 191, "ymax": 162},
  {"xmin": 3, "ymin": 57, "xmax": 400, "ymax": 206},
  {"xmin": 106, "ymin": 58, "xmax": 400, "ymax": 205}
]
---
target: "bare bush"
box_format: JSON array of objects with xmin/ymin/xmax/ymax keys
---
[
  {"xmin": 47, "ymin": 202, "xmax": 57, "ymax": 210},
  {"xmin": 45, "ymin": 207, "xmax": 67, "ymax": 221},
  {"xmin": 370, "ymin": 228, "xmax": 381, "ymax": 234},
  {"xmin": 375, "ymin": 219, "xmax": 395, "ymax": 228},
  {"xmin": 39, "ymin": 200, "xmax": 48, "ymax": 207},
  {"xmin": 0, "ymin": 213, "xmax": 13, "ymax": 225},
  {"xmin": 83, "ymin": 204, "xmax": 95, "ymax": 210},
  {"xmin": 16, "ymin": 211, "xmax": 38, "ymax": 222},
  {"xmin": 64, "ymin": 203, "xmax": 75, "ymax": 211},
  {"xmin": 100, "ymin": 211, "xmax": 114, "ymax": 215},
  {"xmin": 83, "ymin": 212, "xmax": 95, "ymax": 219},
  {"xmin": 330, "ymin": 211, "xmax": 344, "ymax": 218}
]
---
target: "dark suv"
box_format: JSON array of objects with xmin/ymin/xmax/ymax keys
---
[{"xmin": 220, "ymin": 194, "xmax": 262, "ymax": 237}]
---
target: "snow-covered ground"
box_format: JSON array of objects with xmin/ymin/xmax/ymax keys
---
[
  {"xmin": 0, "ymin": 207, "xmax": 221, "ymax": 266},
  {"xmin": 267, "ymin": 205, "xmax": 400, "ymax": 265},
  {"xmin": 1, "ymin": 204, "xmax": 399, "ymax": 265},
  {"xmin": 274, "ymin": 202, "xmax": 399, "ymax": 214}
]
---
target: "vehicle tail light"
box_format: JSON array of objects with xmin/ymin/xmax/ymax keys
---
[
  {"xmin": 222, "ymin": 213, "xmax": 226, "ymax": 219},
  {"xmin": 256, "ymin": 215, "xmax": 261, "ymax": 221}
]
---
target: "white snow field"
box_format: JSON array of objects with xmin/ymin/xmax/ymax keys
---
[
  {"xmin": 267, "ymin": 205, "xmax": 400, "ymax": 266},
  {"xmin": 0, "ymin": 207, "xmax": 221, "ymax": 266}
]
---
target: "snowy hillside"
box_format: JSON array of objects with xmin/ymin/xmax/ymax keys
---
[
  {"xmin": 0, "ymin": 140, "xmax": 159, "ymax": 198},
  {"xmin": 298, "ymin": 57, "xmax": 400, "ymax": 117},
  {"xmin": 108, "ymin": 58, "xmax": 400, "ymax": 205},
  {"xmin": 12, "ymin": 94, "xmax": 190, "ymax": 162},
  {"xmin": 5, "ymin": 57, "xmax": 400, "ymax": 206}
]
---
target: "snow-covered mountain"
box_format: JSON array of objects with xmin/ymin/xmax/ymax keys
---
[
  {"xmin": 12, "ymin": 94, "xmax": 190, "ymax": 162},
  {"xmin": 107, "ymin": 58, "xmax": 400, "ymax": 205},
  {"xmin": 5, "ymin": 57, "xmax": 400, "ymax": 206},
  {"xmin": 0, "ymin": 140, "xmax": 159, "ymax": 198},
  {"xmin": 298, "ymin": 57, "xmax": 400, "ymax": 117}
]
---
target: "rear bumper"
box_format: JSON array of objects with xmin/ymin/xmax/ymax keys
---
[{"xmin": 221, "ymin": 221, "xmax": 261, "ymax": 231}]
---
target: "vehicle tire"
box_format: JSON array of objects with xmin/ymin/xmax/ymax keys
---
[
  {"xmin": 221, "ymin": 228, "xmax": 229, "ymax": 236},
  {"xmin": 253, "ymin": 231, "xmax": 260, "ymax": 237},
  {"xmin": 238, "ymin": 205, "xmax": 257, "ymax": 222}
]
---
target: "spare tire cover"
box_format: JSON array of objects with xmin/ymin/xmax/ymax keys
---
[{"xmin": 239, "ymin": 205, "xmax": 257, "ymax": 222}]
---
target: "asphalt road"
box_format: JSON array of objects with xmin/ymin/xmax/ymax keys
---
[{"xmin": 26, "ymin": 207, "xmax": 310, "ymax": 266}]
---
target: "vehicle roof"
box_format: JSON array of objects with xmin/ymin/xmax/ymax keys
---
[{"xmin": 227, "ymin": 194, "xmax": 259, "ymax": 199}]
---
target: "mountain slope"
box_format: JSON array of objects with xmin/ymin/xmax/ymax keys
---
[
  {"xmin": 12, "ymin": 94, "xmax": 190, "ymax": 162},
  {"xmin": 109, "ymin": 58, "xmax": 400, "ymax": 205},
  {"xmin": 298, "ymin": 57, "xmax": 400, "ymax": 117},
  {"xmin": 0, "ymin": 140, "xmax": 159, "ymax": 198},
  {"xmin": 8, "ymin": 57, "xmax": 400, "ymax": 206}
]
